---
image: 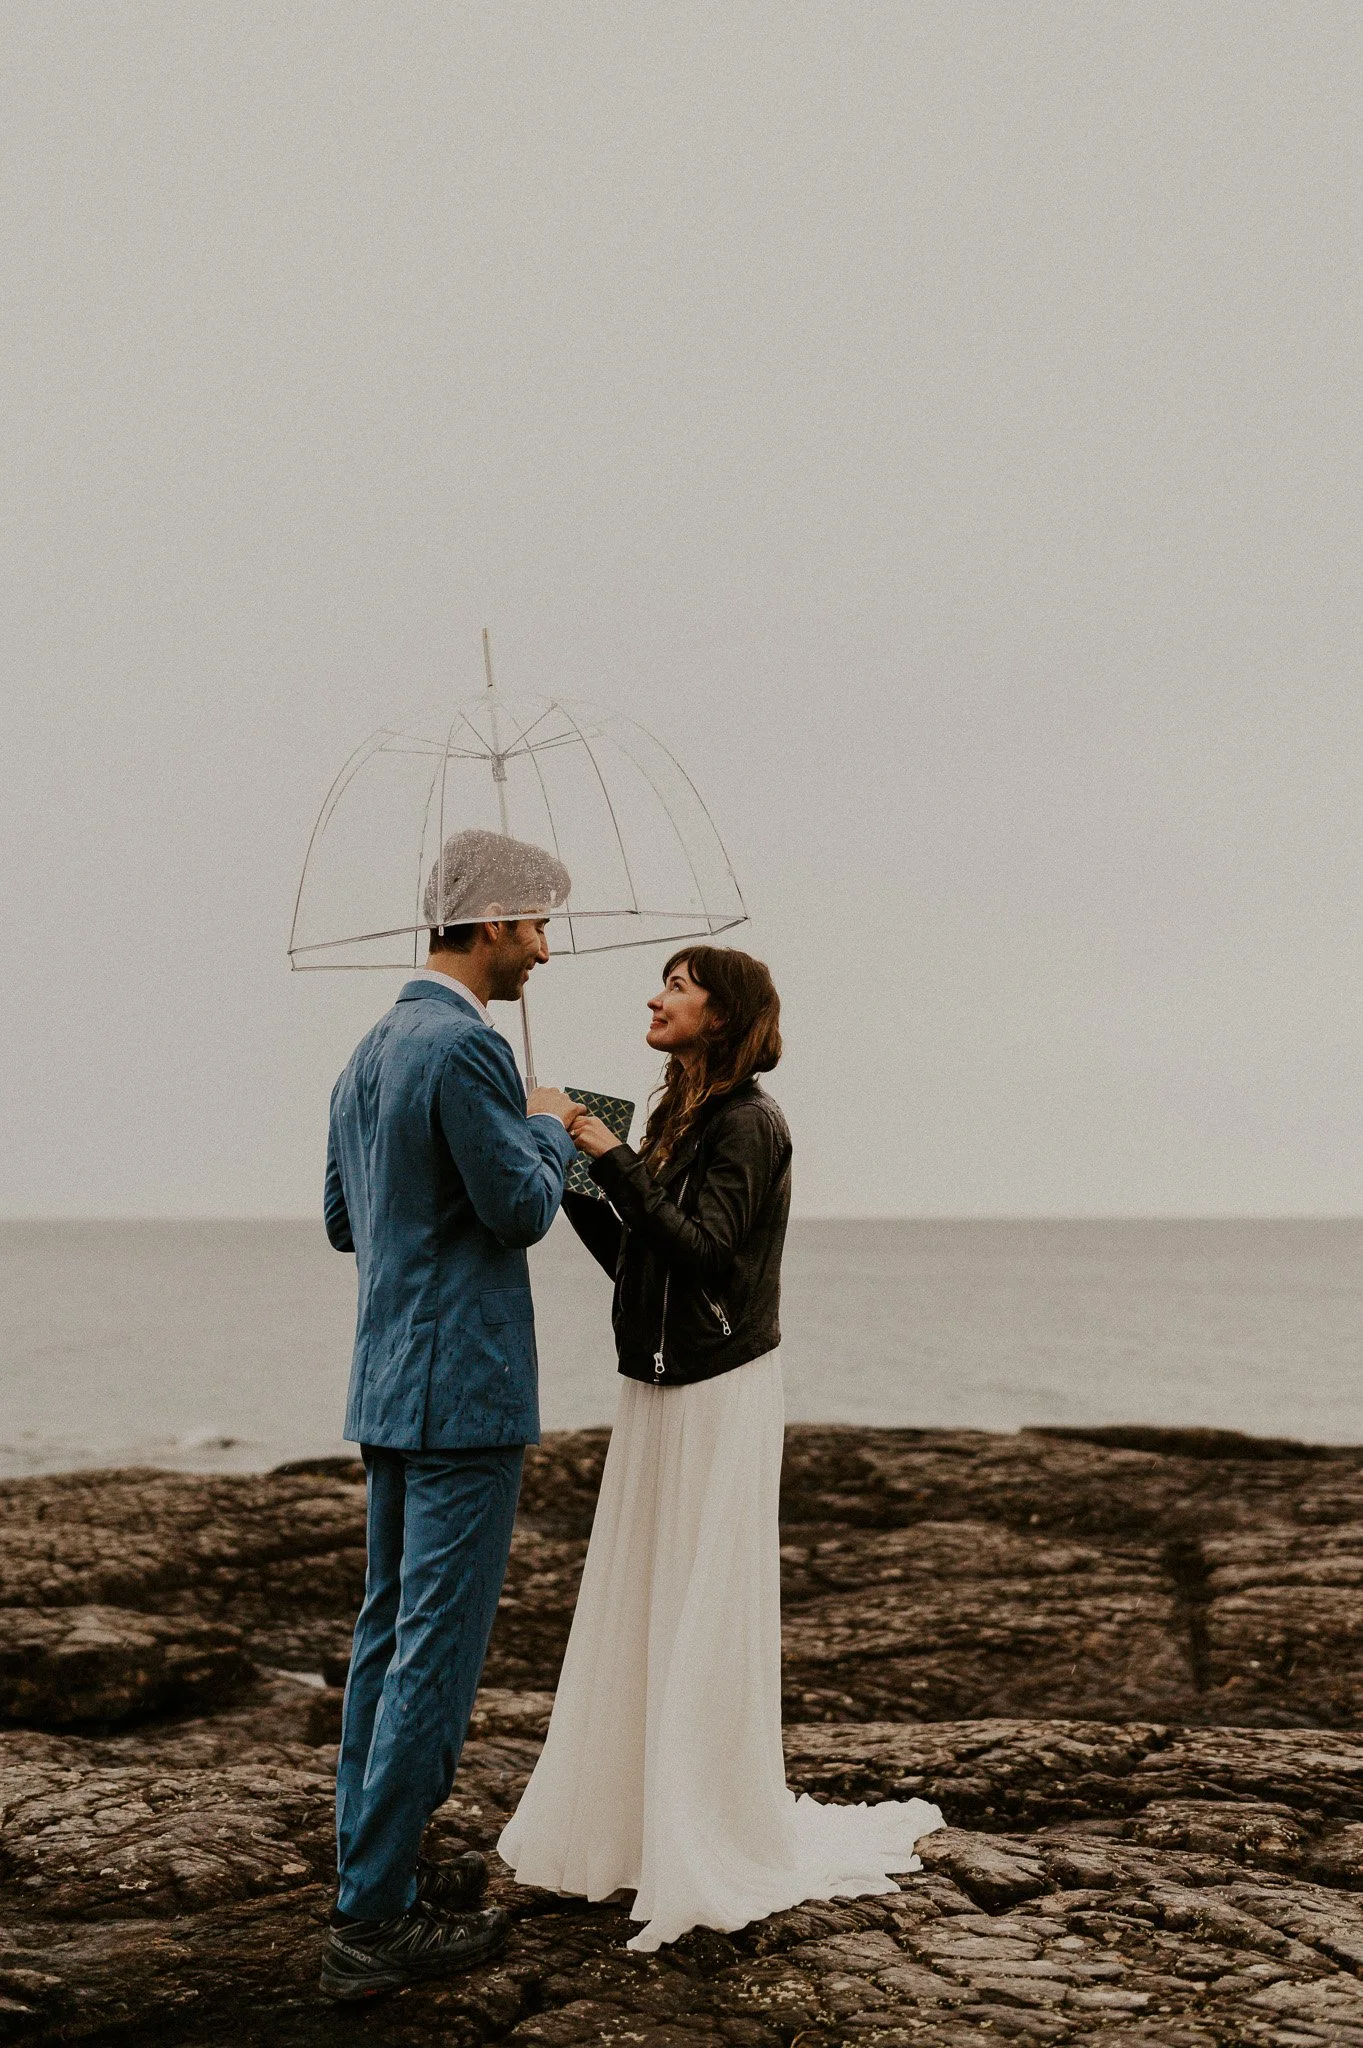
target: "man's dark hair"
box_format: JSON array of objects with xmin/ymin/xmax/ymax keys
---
[{"xmin": 428, "ymin": 923, "xmax": 481, "ymax": 955}]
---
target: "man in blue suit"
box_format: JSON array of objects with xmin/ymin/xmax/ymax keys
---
[{"xmin": 319, "ymin": 828, "xmax": 582, "ymax": 2001}]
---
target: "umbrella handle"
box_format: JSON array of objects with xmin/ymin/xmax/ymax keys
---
[
  {"xmin": 483, "ymin": 628, "xmax": 537, "ymax": 1086},
  {"xmin": 519, "ymin": 990, "xmax": 537, "ymax": 1093}
]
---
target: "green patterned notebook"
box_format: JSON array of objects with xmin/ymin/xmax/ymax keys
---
[{"xmin": 564, "ymin": 1088, "xmax": 635, "ymax": 1200}]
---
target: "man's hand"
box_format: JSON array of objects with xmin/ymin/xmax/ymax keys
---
[
  {"xmin": 527, "ymin": 1086, "xmax": 586, "ymax": 1132},
  {"xmin": 572, "ymin": 1114, "xmax": 625, "ymax": 1160}
]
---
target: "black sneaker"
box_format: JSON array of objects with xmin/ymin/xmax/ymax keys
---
[
  {"xmin": 319, "ymin": 1899, "xmax": 509, "ymax": 2001},
  {"xmin": 416, "ymin": 1849, "xmax": 488, "ymax": 1912}
]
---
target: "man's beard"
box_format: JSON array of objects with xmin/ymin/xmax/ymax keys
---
[{"xmin": 489, "ymin": 958, "xmax": 529, "ymax": 1004}]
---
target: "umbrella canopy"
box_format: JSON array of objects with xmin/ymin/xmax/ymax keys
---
[{"xmin": 289, "ymin": 678, "xmax": 748, "ymax": 973}]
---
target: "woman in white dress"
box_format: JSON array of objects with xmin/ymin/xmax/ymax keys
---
[{"xmin": 498, "ymin": 947, "xmax": 942, "ymax": 1951}]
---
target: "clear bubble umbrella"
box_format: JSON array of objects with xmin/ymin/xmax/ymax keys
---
[{"xmin": 289, "ymin": 634, "xmax": 748, "ymax": 1084}]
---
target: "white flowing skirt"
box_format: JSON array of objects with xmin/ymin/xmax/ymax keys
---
[{"xmin": 497, "ymin": 1350, "xmax": 943, "ymax": 1951}]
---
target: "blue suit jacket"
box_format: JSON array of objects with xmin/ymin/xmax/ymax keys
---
[{"xmin": 324, "ymin": 978, "xmax": 577, "ymax": 1451}]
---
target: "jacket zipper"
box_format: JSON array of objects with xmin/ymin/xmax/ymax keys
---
[
  {"xmin": 702, "ymin": 1292, "xmax": 731, "ymax": 1336},
  {"xmin": 655, "ymin": 1281, "xmax": 729, "ymax": 1370},
  {"xmin": 654, "ymin": 1158, "xmax": 696, "ymax": 1379},
  {"xmin": 653, "ymin": 1267, "xmax": 669, "ymax": 1377}
]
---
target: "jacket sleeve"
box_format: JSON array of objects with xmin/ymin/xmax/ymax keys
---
[
  {"xmin": 589, "ymin": 1103, "xmax": 784, "ymax": 1287},
  {"xmin": 324, "ymin": 1121, "xmax": 354, "ymax": 1252},
  {"xmin": 561, "ymin": 1190, "xmax": 624, "ymax": 1277},
  {"xmin": 438, "ymin": 1028, "xmax": 577, "ymax": 1249}
]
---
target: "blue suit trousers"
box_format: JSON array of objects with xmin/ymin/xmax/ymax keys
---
[{"xmin": 335, "ymin": 1443, "xmax": 524, "ymax": 1920}]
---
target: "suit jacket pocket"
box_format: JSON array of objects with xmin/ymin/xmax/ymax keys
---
[{"xmin": 481, "ymin": 1287, "xmax": 535, "ymax": 1327}]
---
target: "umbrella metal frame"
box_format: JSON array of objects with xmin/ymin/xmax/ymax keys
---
[{"xmin": 289, "ymin": 634, "xmax": 748, "ymax": 1089}]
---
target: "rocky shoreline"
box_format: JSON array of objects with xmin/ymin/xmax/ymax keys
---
[{"xmin": 7, "ymin": 1423, "xmax": 1363, "ymax": 2045}]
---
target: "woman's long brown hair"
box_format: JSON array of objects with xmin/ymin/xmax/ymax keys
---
[{"xmin": 640, "ymin": 945, "xmax": 783, "ymax": 1171}]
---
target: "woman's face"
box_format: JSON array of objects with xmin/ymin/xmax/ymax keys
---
[{"xmin": 646, "ymin": 959, "xmax": 713, "ymax": 1058}]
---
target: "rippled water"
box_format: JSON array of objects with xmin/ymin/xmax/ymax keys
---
[{"xmin": 2, "ymin": 1217, "xmax": 1361, "ymax": 1476}]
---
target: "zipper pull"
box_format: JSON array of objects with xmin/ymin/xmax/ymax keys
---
[
  {"xmin": 653, "ymin": 1351, "xmax": 665, "ymax": 1378},
  {"xmin": 704, "ymin": 1294, "xmax": 732, "ymax": 1337}
]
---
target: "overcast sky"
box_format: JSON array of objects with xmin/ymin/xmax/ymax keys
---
[{"xmin": 3, "ymin": 3, "xmax": 1360, "ymax": 1219}]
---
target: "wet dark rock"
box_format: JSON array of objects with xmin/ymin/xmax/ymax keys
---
[
  {"xmin": 1031, "ymin": 1425, "xmax": 1339, "ymax": 1464},
  {"xmin": 0, "ymin": 1605, "xmax": 254, "ymax": 1730},
  {"xmin": 916, "ymin": 1828, "xmax": 1048, "ymax": 1908},
  {"xmin": 13, "ymin": 1427, "xmax": 1363, "ymax": 1730},
  {"xmin": 10, "ymin": 1426, "xmax": 1363, "ymax": 2042},
  {"xmin": 0, "ymin": 1465, "xmax": 369, "ymax": 1680}
]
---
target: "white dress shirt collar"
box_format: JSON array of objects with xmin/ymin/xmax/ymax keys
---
[{"xmin": 407, "ymin": 966, "xmax": 492, "ymax": 1029}]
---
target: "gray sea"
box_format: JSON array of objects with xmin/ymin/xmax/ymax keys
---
[{"xmin": 2, "ymin": 1218, "xmax": 1361, "ymax": 1478}]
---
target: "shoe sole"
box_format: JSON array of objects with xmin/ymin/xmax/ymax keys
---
[{"xmin": 319, "ymin": 1926, "xmax": 508, "ymax": 2002}]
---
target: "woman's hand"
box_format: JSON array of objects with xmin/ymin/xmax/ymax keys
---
[{"xmin": 573, "ymin": 1115, "xmax": 625, "ymax": 1160}]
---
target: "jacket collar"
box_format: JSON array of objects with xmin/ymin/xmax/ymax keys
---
[
  {"xmin": 395, "ymin": 977, "xmax": 486, "ymax": 1025},
  {"xmin": 658, "ymin": 1078, "xmax": 761, "ymax": 1184}
]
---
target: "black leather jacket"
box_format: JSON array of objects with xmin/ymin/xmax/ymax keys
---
[{"xmin": 562, "ymin": 1080, "xmax": 792, "ymax": 1387}]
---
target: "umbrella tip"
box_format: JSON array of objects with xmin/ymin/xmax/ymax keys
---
[{"xmin": 482, "ymin": 627, "xmax": 496, "ymax": 693}]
